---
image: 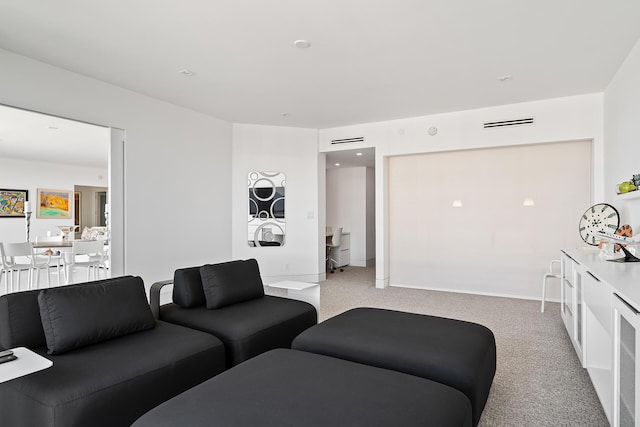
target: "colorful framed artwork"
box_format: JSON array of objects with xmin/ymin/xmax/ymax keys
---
[
  {"xmin": 0, "ymin": 189, "xmax": 28, "ymax": 218},
  {"xmin": 37, "ymin": 188, "xmax": 72, "ymax": 219}
]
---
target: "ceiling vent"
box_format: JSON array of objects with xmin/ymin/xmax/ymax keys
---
[
  {"xmin": 483, "ymin": 117, "xmax": 534, "ymax": 129},
  {"xmin": 330, "ymin": 136, "xmax": 365, "ymax": 145}
]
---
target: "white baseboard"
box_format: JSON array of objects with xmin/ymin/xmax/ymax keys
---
[{"xmin": 389, "ymin": 282, "xmax": 560, "ymax": 303}]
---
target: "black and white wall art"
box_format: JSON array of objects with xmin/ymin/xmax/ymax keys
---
[{"xmin": 248, "ymin": 171, "xmax": 285, "ymax": 247}]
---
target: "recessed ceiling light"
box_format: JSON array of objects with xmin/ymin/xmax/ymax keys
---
[
  {"xmin": 178, "ymin": 68, "xmax": 197, "ymax": 76},
  {"xmin": 335, "ymin": 163, "xmax": 341, "ymax": 166},
  {"xmin": 498, "ymin": 75, "xmax": 512, "ymax": 82},
  {"xmin": 356, "ymin": 152, "xmax": 363, "ymax": 156},
  {"xmin": 293, "ymin": 40, "xmax": 311, "ymax": 49}
]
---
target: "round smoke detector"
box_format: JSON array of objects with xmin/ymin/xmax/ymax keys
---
[
  {"xmin": 428, "ymin": 126, "xmax": 438, "ymax": 136},
  {"xmin": 293, "ymin": 40, "xmax": 311, "ymax": 48}
]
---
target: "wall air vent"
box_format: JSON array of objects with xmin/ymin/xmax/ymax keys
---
[
  {"xmin": 330, "ymin": 136, "xmax": 365, "ymax": 145},
  {"xmin": 483, "ymin": 117, "xmax": 535, "ymax": 129}
]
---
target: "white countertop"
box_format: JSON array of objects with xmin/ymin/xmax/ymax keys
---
[{"xmin": 563, "ymin": 247, "xmax": 640, "ymax": 312}]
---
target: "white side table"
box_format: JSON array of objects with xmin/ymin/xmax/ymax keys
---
[
  {"xmin": 0, "ymin": 347, "xmax": 53, "ymax": 383},
  {"xmin": 268, "ymin": 281, "xmax": 320, "ymax": 311}
]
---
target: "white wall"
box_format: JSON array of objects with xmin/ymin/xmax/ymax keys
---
[
  {"xmin": 366, "ymin": 167, "xmax": 376, "ymax": 260},
  {"xmin": 320, "ymin": 93, "xmax": 604, "ymax": 291},
  {"xmin": 75, "ymin": 185, "xmax": 108, "ymax": 232},
  {"xmin": 604, "ymin": 38, "xmax": 640, "ymax": 230},
  {"xmin": 388, "ymin": 141, "xmax": 591, "ymax": 300},
  {"xmin": 326, "ymin": 166, "xmax": 375, "ymax": 267},
  {"xmin": 0, "ymin": 48, "xmax": 233, "ymax": 288},
  {"xmin": 231, "ymin": 124, "xmax": 321, "ymax": 283},
  {"xmin": 0, "ymin": 158, "xmax": 108, "ymax": 242}
]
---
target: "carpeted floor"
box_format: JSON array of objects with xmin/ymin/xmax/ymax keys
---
[{"xmin": 268, "ymin": 263, "xmax": 609, "ymax": 427}]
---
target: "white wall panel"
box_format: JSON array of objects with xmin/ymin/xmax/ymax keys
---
[
  {"xmin": 231, "ymin": 124, "xmax": 321, "ymax": 282},
  {"xmin": 604, "ymin": 37, "xmax": 640, "ymax": 231},
  {"xmin": 388, "ymin": 141, "xmax": 591, "ymax": 299}
]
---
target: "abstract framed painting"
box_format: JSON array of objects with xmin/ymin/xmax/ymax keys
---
[
  {"xmin": 248, "ymin": 171, "xmax": 285, "ymax": 247},
  {"xmin": 0, "ymin": 189, "xmax": 28, "ymax": 218},
  {"xmin": 37, "ymin": 188, "xmax": 72, "ymax": 219}
]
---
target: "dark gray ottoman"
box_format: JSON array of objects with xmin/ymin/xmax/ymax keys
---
[
  {"xmin": 133, "ymin": 349, "xmax": 472, "ymax": 427},
  {"xmin": 292, "ymin": 308, "xmax": 496, "ymax": 426}
]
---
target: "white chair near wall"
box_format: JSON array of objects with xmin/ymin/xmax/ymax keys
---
[
  {"xmin": 0, "ymin": 242, "xmax": 52, "ymax": 292},
  {"xmin": 63, "ymin": 240, "xmax": 105, "ymax": 284},
  {"xmin": 541, "ymin": 259, "xmax": 561, "ymax": 313},
  {"xmin": 326, "ymin": 227, "xmax": 344, "ymax": 273}
]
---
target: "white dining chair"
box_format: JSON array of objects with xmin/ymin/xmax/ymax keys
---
[
  {"xmin": 0, "ymin": 242, "xmax": 52, "ymax": 292},
  {"xmin": 35, "ymin": 235, "xmax": 65, "ymax": 286},
  {"xmin": 64, "ymin": 240, "xmax": 105, "ymax": 284}
]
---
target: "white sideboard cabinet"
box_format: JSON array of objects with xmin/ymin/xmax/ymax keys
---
[
  {"xmin": 613, "ymin": 293, "xmax": 639, "ymax": 427},
  {"xmin": 561, "ymin": 248, "xmax": 640, "ymax": 426}
]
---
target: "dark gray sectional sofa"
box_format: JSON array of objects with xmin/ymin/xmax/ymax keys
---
[
  {"xmin": 150, "ymin": 258, "xmax": 318, "ymax": 367},
  {"xmin": 2, "ymin": 257, "xmax": 496, "ymax": 427},
  {"xmin": 0, "ymin": 276, "xmax": 225, "ymax": 427}
]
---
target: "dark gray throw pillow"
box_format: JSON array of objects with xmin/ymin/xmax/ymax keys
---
[
  {"xmin": 173, "ymin": 266, "xmax": 207, "ymax": 308},
  {"xmin": 200, "ymin": 259, "xmax": 265, "ymax": 309},
  {"xmin": 38, "ymin": 276, "xmax": 156, "ymax": 355}
]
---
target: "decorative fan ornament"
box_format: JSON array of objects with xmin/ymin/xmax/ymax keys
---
[{"xmin": 579, "ymin": 203, "xmax": 620, "ymax": 246}]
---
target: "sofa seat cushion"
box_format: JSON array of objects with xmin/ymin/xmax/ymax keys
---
[
  {"xmin": 0, "ymin": 321, "xmax": 225, "ymax": 427},
  {"xmin": 160, "ymin": 296, "xmax": 317, "ymax": 367},
  {"xmin": 132, "ymin": 349, "xmax": 472, "ymax": 427},
  {"xmin": 292, "ymin": 307, "xmax": 496, "ymax": 427}
]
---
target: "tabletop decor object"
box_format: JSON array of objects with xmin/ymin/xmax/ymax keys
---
[
  {"xmin": 579, "ymin": 203, "xmax": 620, "ymax": 246},
  {"xmin": 24, "ymin": 200, "xmax": 32, "ymax": 241}
]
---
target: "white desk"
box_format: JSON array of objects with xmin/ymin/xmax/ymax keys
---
[
  {"xmin": 326, "ymin": 232, "xmax": 351, "ymax": 267},
  {"xmin": 268, "ymin": 281, "xmax": 320, "ymax": 310},
  {"xmin": 0, "ymin": 347, "xmax": 52, "ymax": 383}
]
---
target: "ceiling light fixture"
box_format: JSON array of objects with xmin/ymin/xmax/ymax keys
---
[
  {"xmin": 523, "ymin": 198, "xmax": 535, "ymax": 207},
  {"xmin": 47, "ymin": 126, "xmax": 59, "ymax": 130},
  {"xmin": 178, "ymin": 68, "xmax": 196, "ymax": 76},
  {"xmin": 293, "ymin": 40, "xmax": 311, "ymax": 49},
  {"xmin": 356, "ymin": 152, "xmax": 363, "ymax": 156},
  {"xmin": 335, "ymin": 163, "xmax": 341, "ymax": 166},
  {"xmin": 452, "ymin": 200, "xmax": 463, "ymax": 208},
  {"xmin": 498, "ymin": 75, "xmax": 512, "ymax": 82}
]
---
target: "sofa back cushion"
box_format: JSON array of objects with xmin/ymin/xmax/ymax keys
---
[
  {"xmin": 38, "ymin": 276, "xmax": 156, "ymax": 354},
  {"xmin": 0, "ymin": 290, "xmax": 47, "ymax": 350},
  {"xmin": 172, "ymin": 266, "xmax": 206, "ymax": 308},
  {"xmin": 200, "ymin": 259, "xmax": 265, "ymax": 309}
]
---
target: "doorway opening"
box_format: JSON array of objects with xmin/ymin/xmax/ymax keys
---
[
  {"xmin": 324, "ymin": 147, "xmax": 376, "ymax": 277},
  {"xmin": 0, "ymin": 103, "xmax": 124, "ymax": 290}
]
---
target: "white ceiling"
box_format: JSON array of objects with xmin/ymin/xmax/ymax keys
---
[
  {"xmin": 0, "ymin": 104, "xmax": 109, "ymax": 168},
  {"xmin": 1, "ymin": 0, "xmax": 639, "ymax": 130},
  {"xmin": 326, "ymin": 147, "xmax": 375, "ymax": 170}
]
